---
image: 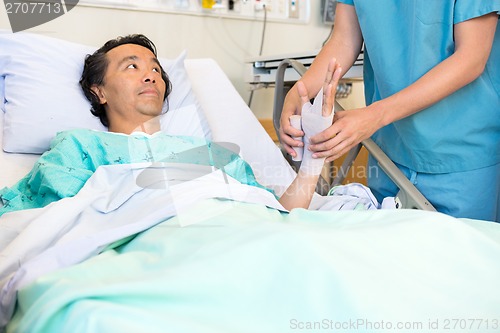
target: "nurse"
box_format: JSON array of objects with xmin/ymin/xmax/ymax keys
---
[{"xmin": 280, "ymin": 0, "xmax": 500, "ymax": 221}]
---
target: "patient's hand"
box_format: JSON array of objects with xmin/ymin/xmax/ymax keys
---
[{"xmin": 294, "ymin": 59, "xmax": 341, "ymax": 175}]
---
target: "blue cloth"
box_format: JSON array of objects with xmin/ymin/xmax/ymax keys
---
[
  {"xmin": 368, "ymin": 155, "xmax": 500, "ymax": 222},
  {"xmin": 0, "ymin": 129, "xmax": 272, "ymax": 217},
  {"xmin": 338, "ymin": 0, "xmax": 500, "ymax": 173}
]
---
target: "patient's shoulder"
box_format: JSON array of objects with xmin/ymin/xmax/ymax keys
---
[
  {"xmin": 54, "ymin": 128, "xmax": 107, "ymax": 137},
  {"xmin": 50, "ymin": 129, "xmax": 122, "ymax": 147}
]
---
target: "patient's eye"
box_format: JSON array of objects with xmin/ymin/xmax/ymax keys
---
[
  {"xmin": 126, "ymin": 64, "xmax": 137, "ymax": 69},
  {"xmin": 153, "ymin": 67, "xmax": 160, "ymax": 73}
]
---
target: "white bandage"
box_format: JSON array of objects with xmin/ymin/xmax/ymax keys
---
[
  {"xmin": 289, "ymin": 115, "xmax": 304, "ymax": 161},
  {"xmin": 299, "ymin": 88, "xmax": 333, "ymax": 175}
]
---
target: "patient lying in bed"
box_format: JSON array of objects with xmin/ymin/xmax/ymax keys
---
[
  {"xmin": 3, "ymin": 33, "xmax": 500, "ymax": 333},
  {"xmin": 0, "ymin": 34, "xmax": 373, "ymax": 217}
]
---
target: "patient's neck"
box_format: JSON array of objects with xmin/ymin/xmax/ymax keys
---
[{"xmin": 108, "ymin": 117, "xmax": 161, "ymax": 135}]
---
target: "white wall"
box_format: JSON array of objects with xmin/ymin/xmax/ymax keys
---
[{"xmin": 0, "ymin": 2, "xmax": 365, "ymax": 119}]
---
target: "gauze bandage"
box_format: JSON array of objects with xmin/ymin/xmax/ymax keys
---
[
  {"xmin": 289, "ymin": 115, "xmax": 303, "ymax": 161},
  {"xmin": 290, "ymin": 88, "xmax": 333, "ymax": 175}
]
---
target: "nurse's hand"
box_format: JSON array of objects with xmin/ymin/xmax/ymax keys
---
[
  {"xmin": 279, "ymin": 86, "xmax": 305, "ymax": 158},
  {"xmin": 308, "ymin": 103, "xmax": 385, "ymax": 162},
  {"xmin": 279, "ymin": 58, "xmax": 341, "ymax": 158}
]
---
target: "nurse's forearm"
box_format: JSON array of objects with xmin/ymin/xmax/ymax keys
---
[
  {"xmin": 372, "ymin": 56, "xmax": 477, "ymax": 126},
  {"xmin": 373, "ymin": 13, "xmax": 498, "ymax": 127},
  {"xmin": 297, "ymin": 3, "xmax": 363, "ymax": 99}
]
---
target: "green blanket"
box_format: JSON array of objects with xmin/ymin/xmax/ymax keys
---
[{"xmin": 7, "ymin": 199, "xmax": 500, "ymax": 333}]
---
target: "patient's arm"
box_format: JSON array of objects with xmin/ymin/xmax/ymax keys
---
[{"xmin": 279, "ymin": 59, "xmax": 341, "ymax": 210}]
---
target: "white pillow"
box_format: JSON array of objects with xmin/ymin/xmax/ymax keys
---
[
  {"xmin": 0, "ymin": 77, "xmax": 5, "ymax": 111},
  {"xmin": 0, "ymin": 31, "xmax": 210, "ymax": 154},
  {"xmin": 160, "ymin": 51, "xmax": 211, "ymax": 140},
  {"xmin": 160, "ymin": 104, "xmax": 207, "ymax": 138}
]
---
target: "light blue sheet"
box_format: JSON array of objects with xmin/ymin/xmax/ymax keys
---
[{"xmin": 6, "ymin": 194, "xmax": 500, "ymax": 332}]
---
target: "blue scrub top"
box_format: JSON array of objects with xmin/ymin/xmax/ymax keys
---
[{"xmin": 338, "ymin": 0, "xmax": 500, "ymax": 173}]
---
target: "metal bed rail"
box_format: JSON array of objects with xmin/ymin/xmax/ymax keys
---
[{"xmin": 272, "ymin": 59, "xmax": 436, "ymax": 211}]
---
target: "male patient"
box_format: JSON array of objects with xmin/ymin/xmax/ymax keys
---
[{"xmin": 0, "ymin": 34, "xmax": 341, "ymax": 216}]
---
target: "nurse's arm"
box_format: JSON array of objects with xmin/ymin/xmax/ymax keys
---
[
  {"xmin": 309, "ymin": 12, "xmax": 498, "ymax": 162},
  {"xmin": 279, "ymin": 3, "xmax": 363, "ymax": 158},
  {"xmin": 297, "ymin": 3, "xmax": 363, "ymax": 97}
]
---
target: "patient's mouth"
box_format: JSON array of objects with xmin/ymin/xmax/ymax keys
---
[{"xmin": 139, "ymin": 88, "xmax": 159, "ymax": 96}]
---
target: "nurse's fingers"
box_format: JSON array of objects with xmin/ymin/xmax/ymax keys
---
[
  {"xmin": 296, "ymin": 81, "xmax": 310, "ymax": 108},
  {"xmin": 322, "ymin": 83, "xmax": 334, "ymax": 118},
  {"xmin": 310, "ymin": 129, "xmax": 353, "ymax": 162},
  {"xmin": 279, "ymin": 126, "xmax": 303, "ymax": 157},
  {"xmin": 322, "ymin": 61, "xmax": 342, "ymax": 117},
  {"xmin": 322, "ymin": 58, "xmax": 336, "ymax": 94}
]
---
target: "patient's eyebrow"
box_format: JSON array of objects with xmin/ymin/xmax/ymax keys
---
[
  {"xmin": 117, "ymin": 55, "xmax": 138, "ymax": 68},
  {"xmin": 152, "ymin": 57, "xmax": 161, "ymax": 68},
  {"xmin": 117, "ymin": 55, "xmax": 161, "ymax": 69}
]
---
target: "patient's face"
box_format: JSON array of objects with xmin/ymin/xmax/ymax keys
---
[{"xmin": 93, "ymin": 44, "xmax": 166, "ymax": 130}]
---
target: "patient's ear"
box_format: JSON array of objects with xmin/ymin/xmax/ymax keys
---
[{"xmin": 91, "ymin": 85, "xmax": 107, "ymax": 104}]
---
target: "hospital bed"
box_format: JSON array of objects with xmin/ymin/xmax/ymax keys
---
[{"xmin": 1, "ymin": 32, "xmax": 500, "ymax": 333}]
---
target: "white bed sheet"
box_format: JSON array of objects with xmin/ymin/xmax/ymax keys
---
[{"xmin": 184, "ymin": 59, "xmax": 295, "ymax": 195}]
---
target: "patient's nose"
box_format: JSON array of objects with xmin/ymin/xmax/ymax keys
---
[
  {"xmin": 142, "ymin": 69, "xmax": 156, "ymax": 84},
  {"xmin": 143, "ymin": 76, "xmax": 156, "ymax": 84}
]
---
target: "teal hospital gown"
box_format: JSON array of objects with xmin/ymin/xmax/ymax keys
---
[{"xmin": 0, "ymin": 129, "xmax": 271, "ymax": 217}]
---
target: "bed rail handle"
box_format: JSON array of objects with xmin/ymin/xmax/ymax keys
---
[
  {"xmin": 362, "ymin": 138, "xmax": 436, "ymax": 211},
  {"xmin": 272, "ymin": 59, "xmax": 307, "ymax": 138}
]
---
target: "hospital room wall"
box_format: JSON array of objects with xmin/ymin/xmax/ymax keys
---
[{"xmin": 0, "ymin": 2, "xmax": 365, "ymax": 119}]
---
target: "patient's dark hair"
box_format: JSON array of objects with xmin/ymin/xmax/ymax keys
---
[{"xmin": 79, "ymin": 34, "xmax": 172, "ymax": 127}]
